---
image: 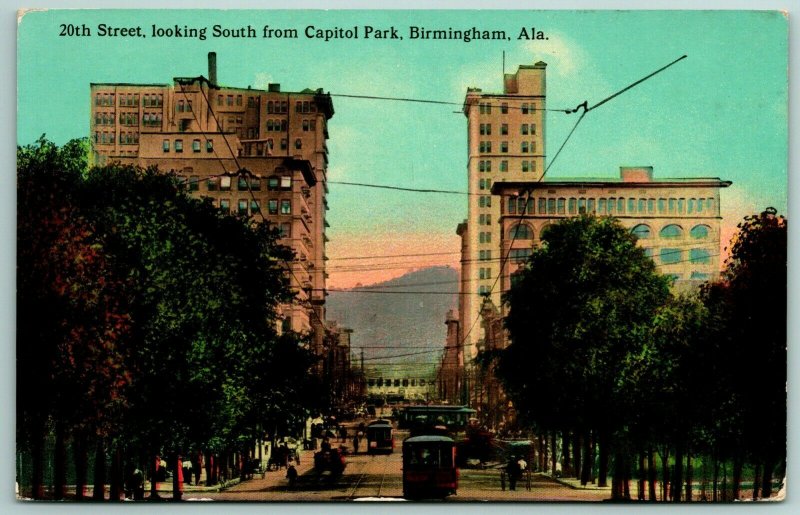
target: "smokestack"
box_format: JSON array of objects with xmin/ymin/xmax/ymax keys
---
[{"xmin": 208, "ymin": 52, "xmax": 217, "ymax": 85}]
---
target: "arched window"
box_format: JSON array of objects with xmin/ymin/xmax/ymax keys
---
[
  {"xmin": 690, "ymin": 224, "xmax": 711, "ymax": 239},
  {"xmin": 689, "ymin": 248, "xmax": 711, "ymax": 264},
  {"xmin": 509, "ymin": 223, "xmax": 534, "ymax": 240},
  {"xmin": 660, "ymin": 224, "xmax": 683, "ymax": 239},
  {"xmin": 631, "ymin": 224, "xmax": 652, "ymax": 239}
]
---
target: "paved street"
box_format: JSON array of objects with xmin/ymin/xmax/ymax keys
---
[{"xmin": 178, "ymin": 428, "xmax": 609, "ymax": 502}]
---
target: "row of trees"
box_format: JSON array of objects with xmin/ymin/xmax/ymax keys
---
[
  {"xmin": 497, "ymin": 212, "xmax": 786, "ymax": 501},
  {"xmin": 17, "ymin": 137, "xmax": 325, "ymax": 500}
]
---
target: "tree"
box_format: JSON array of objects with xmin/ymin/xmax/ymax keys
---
[
  {"xmin": 701, "ymin": 208, "xmax": 787, "ymax": 499},
  {"xmin": 17, "ymin": 137, "xmax": 132, "ymax": 499},
  {"xmin": 498, "ymin": 215, "xmax": 671, "ymax": 496}
]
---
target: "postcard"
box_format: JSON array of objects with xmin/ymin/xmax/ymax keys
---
[{"xmin": 15, "ymin": 8, "xmax": 788, "ymax": 503}]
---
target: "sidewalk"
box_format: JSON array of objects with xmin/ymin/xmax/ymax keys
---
[{"xmin": 545, "ymin": 473, "xmax": 613, "ymax": 492}]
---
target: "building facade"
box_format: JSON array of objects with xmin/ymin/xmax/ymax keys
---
[
  {"xmin": 89, "ymin": 53, "xmax": 334, "ymax": 350},
  {"xmin": 460, "ymin": 61, "xmax": 547, "ymax": 358}
]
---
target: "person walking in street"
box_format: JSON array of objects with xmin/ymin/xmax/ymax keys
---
[
  {"xmin": 352, "ymin": 434, "xmax": 360, "ymax": 454},
  {"xmin": 286, "ymin": 464, "xmax": 298, "ymax": 489}
]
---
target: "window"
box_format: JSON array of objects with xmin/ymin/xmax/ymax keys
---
[
  {"xmin": 501, "ymin": 142, "xmax": 508, "ymax": 153},
  {"xmin": 509, "ymin": 224, "xmax": 533, "ymax": 239},
  {"xmin": 521, "ymin": 103, "xmax": 529, "ymax": 114},
  {"xmin": 660, "ymin": 224, "xmax": 683, "ymax": 239},
  {"xmin": 688, "ymin": 198, "xmax": 696, "ymax": 214},
  {"xmin": 501, "ymin": 103, "xmax": 508, "ymax": 114},
  {"xmin": 163, "ymin": 139, "xmax": 170, "ymax": 152},
  {"xmin": 669, "ymin": 198, "xmax": 676, "ymax": 213},
  {"xmin": 660, "ymin": 248, "xmax": 682, "ymax": 264},
  {"xmin": 557, "ymin": 198, "xmax": 566, "ymax": 214},
  {"xmin": 689, "ymin": 248, "xmax": 711, "ymax": 264},
  {"xmin": 500, "ymin": 160, "xmax": 508, "ymax": 172},
  {"xmin": 250, "ymin": 178, "xmax": 261, "ymax": 191},
  {"xmin": 501, "ymin": 124, "xmax": 508, "ymax": 135},
  {"xmin": 280, "ymin": 199, "xmax": 291, "ymax": 214},
  {"xmin": 521, "ymin": 124, "xmax": 529, "ymax": 135},
  {"xmin": 220, "ymin": 176, "xmax": 231, "ymax": 191},
  {"xmin": 480, "ymin": 123, "xmax": 491, "ymax": 135},
  {"xmin": 648, "ymin": 198, "xmax": 655, "ymax": 213},
  {"xmin": 279, "ymin": 222, "xmax": 291, "ymax": 238},
  {"xmin": 568, "ymin": 198, "xmax": 577, "ymax": 214},
  {"xmin": 281, "ymin": 176, "xmax": 292, "ymax": 189},
  {"xmin": 192, "ymin": 139, "xmax": 201, "ymax": 153},
  {"xmin": 587, "ymin": 198, "xmax": 596, "ymax": 213},
  {"xmin": 227, "ymin": 95, "xmax": 233, "ymax": 106},
  {"xmin": 479, "ymin": 196, "xmax": 486, "ymax": 208},
  {"xmin": 658, "ymin": 198, "xmax": 666, "ymax": 213},
  {"xmin": 207, "ymin": 178, "xmax": 218, "ymax": 191},
  {"xmin": 206, "ymin": 139, "xmax": 213, "ymax": 152},
  {"xmin": 631, "ymin": 224, "xmax": 652, "ymax": 239},
  {"xmin": 638, "ymin": 198, "xmax": 646, "ymax": 213},
  {"xmin": 268, "ymin": 199, "xmax": 278, "ymax": 214},
  {"xmin": 618, "ymin": 198, "xmax": 625, "ymax": 213},
  {"xmin": 174, "ymin": 140, "xmax": 183, "ymax": 153},
  {"xmin": 530, "ymin": 123, "xmax": 537, "ymax": 135},
  {"xmin": 678, "ymin": 198, "xmax": 685, "ymax": 213},
  {"xmin": 538, "ymin": 198, "xmax": 546, "ymax": 214},
  {"xmin": 547, "ymin": 198, "xmax": 556, "ymax": 214},
  {"xmin": 238, "ymin": 177, "xmax": 249, "ymax": 191},
  {"xmin": 691, "ymin": 271, "xmax": 711, "ymax": 280},
  {"xmin": 628, "ymin": 198, "xmax": 636, "ymax": 213},
  {"xmin": 238, "ymin": 200, "xmax": 248, "ymax": 215},
  {"xmin": 690, "ymin": 225, "xmax": 710, "ymax": 239},
  {"xmin": 598, "ymin": 198, "xmax": 607, "ymax": 214},
  {"xmin": 522, "ymin": 161, "xmax": 529, "ymax": 173},
  {"xmin": 236, "ymin": 95, "xmax": 243, "ymax": 106},
  {"xmin": 219, "ymin": 199, "xmax": 230, "ymax": 212},
  {"xmin": 521, "ymin": 142, "xmax": 529, "ymax": 153},
  {"xmin": 250, "ymin": 200, "xmax": 259, "ymax": 214},
  {"xmin": 295, "ymin": 139, "xmax": 302, "ymax": 149},
  {"xmin": 188, "ymin": 176, "xmax": 199, "ymax": 192},
  {"xmin": 608, "ymin": 197, "xmax": 616, "ymax": 214},
  {"xmin": 510, "ymin": 248, "xmax": 532, "ymax": 263}
]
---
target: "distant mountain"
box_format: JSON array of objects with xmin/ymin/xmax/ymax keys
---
[{"xmin": 326, "ymin": 266, "xmax": 458, "ymax": 377}]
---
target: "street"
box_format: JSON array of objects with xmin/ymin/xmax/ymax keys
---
[{"xmin": 190, "ymin": 428, "xmax": 609, "ymax": 502}]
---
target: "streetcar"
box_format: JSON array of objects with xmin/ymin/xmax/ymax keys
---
[
  {"xmin": 402, "ymin": 435, "xmax": 459, "ymax": 499},
  {"xmin": 398, "ymin": 405, "xmax": 476, "ymax": 435},
  {"xmin": 366, "ymin": 419, "xmax": 394, "ymax": 454}
]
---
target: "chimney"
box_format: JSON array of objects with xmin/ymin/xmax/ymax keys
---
[{"xmin": 208, "ymin": 52, "xmax": 217, "ymax": 85}]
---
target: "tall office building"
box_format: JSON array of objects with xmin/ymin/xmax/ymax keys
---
[
  {"xmin": 460, "ymin": 61, "xmax": 547, "ymax": 357},
  {"xmin": 90, "ymin": 53, "xmax": 334, "ymax": 351}
]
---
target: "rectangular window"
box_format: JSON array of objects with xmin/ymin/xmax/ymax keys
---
[
  {"xmin": 669, "ymin": 198, "xmax": 676, "ymax": 213},
  {"xmin": 648, "ymin": 198, "xmax": 655, "ymax": 214},
  {"xmin": 268, "ymin": 199, "xmax": 278, "ymax": 214},
  {"xmin": 227, "ymin": 95, "xmax": 233, "ymax": 106},
  {"xmin": 280, "ymin": 199, "xmax": 291, "ymax": 214},
  {"xmin": 250, "ymin": 200, "xmax": 259, "ymax": 214},
  {"xmin": 162, "ymin": 139, "xmax": 170, "ymax": 152},
  {"xmin": 538, "ymin": 198, "xmax": 546, "ymax": 214},
  {"xmin": 500, "ymin": 160, "xmax": 508, "ymax": 172},
  {"xmin": 192, "ymin": 139, "xmax": 201, "ymax": 153},
  {"xmin": 658, "ymin": 198, "xmax": 666, "ymax": 213},
  {"xmin": 279, "ymin": 222, "xmax": 291, "ymax": 238},
  {"xmin": 521, "ymin": 124, "xmax": 529, "ymax": 135},
  {"xmin": 547, "ymin": 198, "xmax": 556, "ymax": 214},
  {"xmin": 598, "ymin": 198, "xmax": 607, "ymax": 214},
  {"xmin": 628, "ymin": 198, "xmax": 636, "ymax": 213},
  {"xmin": 219, "ymin": 199, "xmax": 230, "ymax": 212},
  {"xmin": 236, "ymin": 95, "xmax": 243, "ymax": 106},
  {"xmin": 206, "ymin": 139, "xmax": 214, "ymax": 153},
  {"xmin": 280, "ymin": 176, "xmax": 292, "ymax": 189},
  {"xmin": 237, "ymin": 200, "xmax": 248, "ymax": 215},
  {"xmin": 568, "ymin": 198, "xmax": 577, "ymax": 214},
  {"xmin": 207, "ymin": 178, "xmax": 218, "ymax": 191},
  {"xmin": 638, "ymin": 198, "xmax": 646, "ymax": 213},
  {"xmin": 557, "ymin": 198, "xmax": 566, "ymax": 214},
  {"xmin": 501, "ymin": 142, "xmax": 508, "ymax": 153},
  {"xmin": 588, "ymin": 198, "xmax": 596, "ymax": 213},
  {"xmin": 238, "ymin": 177, "xmax": 249, "ymax": 191},
  {"xmin": 521, "ymin": 103, "xmax": 529, "ymax": 114},
  {"xmin": 501, "ymin": 103, "xmax": 508, "ymax": 114},
  {"xmin": 688, "ymin": 198, "xmax": 696, "ymax": 214},
  {"xmin": 530, "ymin": 123, "xmax": 537, "ymax": 135},
  {"xmin": 579, "ymin": 198, "xmax": 587, "ymax": 213},
  {"xmin": 174, "ymin": 140, "xmax": 183, "ymax": 153},
  {"xmin": 220, "ymin": 176, "xmax": 231, "ymax": 191},
  {"xmin": 501, "ymin": 124, "xmax": 508, "ymax": 135},
  {"xmin": 522, "ymin": 161, "xmax": 529, "ymax": 173}
]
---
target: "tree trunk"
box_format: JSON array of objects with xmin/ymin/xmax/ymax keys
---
[
  {"xmin": 721, "ymin": 461, "xmax": 728, "ymax": 501},
  {"xmin": 109, "ymin": 444, "xmax": 122, "ymax": 501},
  {"xmin": 30, "ymin": 425, "xmax": 45, "ymax": 500},
  {"xmin": 561, "ymin": 431, "xmax": 571, "ymax": 476},
  {"xmin": 752, "ymin": 462, "xmax": 761, "ymax": 500},
  {"xmin": 172, "ymin": 453, "xmax": 183, "ymax": 501},
  {"xmin": 685, "ymin": 452, "xmax": 693, "ymax": 502},
  {"xmin": 74, "ymin": 431, "xmax": 88, "ymax": 500},
  {"xmin": 673, "ymin": 445, "xmax": 683, "ymax": 502},
  {"xmin": 731, "ymin": 454, "xmax": 743, "ymax": 500},
  {"xmin": 611, "ymin": 452, "xmax": 623, "ymax": 500},
  {"xmin": 580, "ymin": 431, "xmax": 592, "ymax": 486},
  {"xmin": 761, "ymin": 457, "xmax": 775, "ymax": 498},
  {"xmin": 573, "ymin": 432, "xmax": 582, "ymax": 480},
  {"xmin": 647, "ymin": 449, "xmax": 657, "ymax": 502},
  {"xmin": 551, "ymin": 432, "xmax": 558, "ymax": 476},
  {"xmin": 597, "ymin": 432, "xmax": 609, "ymax": 487},
  {"xmin": 92, "ymin": 438, "xmax": 106, "ymax": 501},
  {"xmin": 623, "ymin": 453, "xmax": 631, "ymax": 500},
  {"xmin": 149, "ymin": 453, "xmax": 161, "ymax": 500},
  {"xmin": 53, "ymin": 422, "xmax": 66, "ymax": 500},
  {"xmin": 712, "ymin": 455, "xmax": 719, "ymax": 502},
  {"xmin": 538, "ymin": 435, "xmax": 546, "ymax": 472},
  {"xmin": 660, "ymin": 447, "xmax": 669, "ymax": 501}
]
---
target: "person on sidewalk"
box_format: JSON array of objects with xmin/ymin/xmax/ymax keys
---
[
  {"xmin": 286, "ymin": 465, "xmax": 298, "ymax": 489},
  {"xmin": 506, "ymin": 457, "xmax": 521, "ymax": 491},
  {"xmin": 352, "ymin": 434, "xmax": 360, "ymax": 454}
]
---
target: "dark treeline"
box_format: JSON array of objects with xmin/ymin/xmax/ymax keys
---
[
  {"xmin": 496, "ymin": 213, "xmax": 786, "ymax": 501},
  {"xmin": 17, "ymin": 137, "xmax": 326, "ymax": 500}
]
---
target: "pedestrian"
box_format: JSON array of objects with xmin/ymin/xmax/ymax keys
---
[
  {"xmin": 506, "ymin": 457, "xmax": 521, "ymax": 491},
  {"xmin": 286, "ymin": 464, "xmax": 298, "ymax": 489},
  {"xmin": 339, "ymin": 425, "xmax": 347, "ymax": 443},
  {"xmin": 352, "ymin": 434, "xmax": 360, "ymax": 454}
]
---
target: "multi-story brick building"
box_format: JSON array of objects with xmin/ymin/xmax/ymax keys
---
[
  {"xmin": 89, "ymin": 53, "xmax": 334, "ymax": 350},
  {"xmin": 451, "ymin": 60, "xmax": 732, "ymax": 427},
  {"xmin": 460, "ymin": 61, "xmax": 547, "ymax": 358}
]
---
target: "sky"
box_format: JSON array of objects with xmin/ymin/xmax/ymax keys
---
[{"xmin": 17, "ymin": 9, "xmax": 788, "ymax": 289}]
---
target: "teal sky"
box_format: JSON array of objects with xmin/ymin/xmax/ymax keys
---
[{"xmin": 17, "ymin": 9, "xmax": 788, "ymax": 287}]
